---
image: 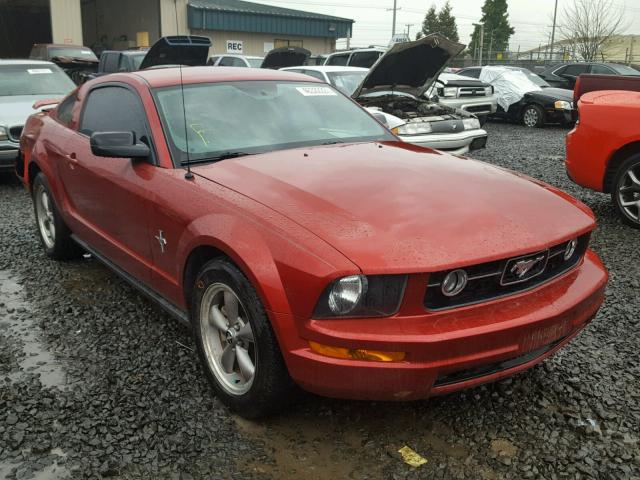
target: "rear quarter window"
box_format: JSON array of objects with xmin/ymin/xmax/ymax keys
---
[{"xmin": 326, "ymin": 54, "xmax": 349, "ymax": 66}]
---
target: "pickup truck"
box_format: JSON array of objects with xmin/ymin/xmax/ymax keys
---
[{"xmin": 82, "ymin": 49, "xmax": 148, "ymax": 82}]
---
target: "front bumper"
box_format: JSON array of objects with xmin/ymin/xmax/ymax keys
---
[
  {"xmin": 279, "ymin": 250, "xmax": 607, "ymax": 401},
  {"xmin": 546, "ymin": 108, "xmax": 573, "ymax": 125},
  {"xmin": 439, "ymin": 95, "xmax": 498, "ymax": 116},
  {"xmin": 0, "ymin": 144, "xmax": 19, "ymax": 172},
  {"xmin": 400, "ymin": 129, "xmax": 488, "ymax": 155}
]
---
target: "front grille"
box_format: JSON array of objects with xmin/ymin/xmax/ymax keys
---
[
  {"xmin": 465, "ymin": 105, "xmax": 491, "ymax": 113},
  {"xmin": 424, "ymin": 234, "xmax": 590, "ymax": 310},
  {"xmin": 459, "ymin": 87, "xmax": 487, "ymax": 97},
  {"xmin": 8, "ymin": 126, "xmax": 23, "ymax": 142},
  {"xmin": 433, "ymin": 337, "xmax": 565, "ymax": 387}
]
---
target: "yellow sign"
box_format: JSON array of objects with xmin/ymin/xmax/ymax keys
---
[
  {"xmin": 136, "ymin": 31, "xmax": 150, "ymax": 48},
  {"xmin": 496, "ymin": 52, "xmax": 503, "ymax": 60}
]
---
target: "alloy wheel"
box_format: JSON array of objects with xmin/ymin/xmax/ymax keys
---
[
  {"xmin": 199, "ymin": 283, "xmax": 256, "ymax": 395},
  {"xmin": 617, "ymin": 163, "xmax": 640, "ymax": 224},
  {"xmin": 35, "ymin": 185, "xmax": 56, "ymax": 249},
  {"xmin": 523, "ymin": 108, "xmax": 538, "ymax": 127}
]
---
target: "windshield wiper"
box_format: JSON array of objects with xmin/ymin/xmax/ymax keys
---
[
  {"xmin": 183, "ymin": 151, "xmax": 252, "ymax": 165},
  {"xmin": 320, "ymin": 140, "xmax": 344, "ymax": 145}
]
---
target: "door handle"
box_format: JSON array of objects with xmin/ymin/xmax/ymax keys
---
[{"xmin": 65, "ymin": 152, "xmax": 78, "ymax": 169}]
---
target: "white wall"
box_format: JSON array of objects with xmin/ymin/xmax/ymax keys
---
[
  {"xmin": 160, "ymin": 0, "xmax": 188, "ymax": 36},
  {"xmin": 50, "ymin": 0, "xmax": 83, "ymax": 45}
]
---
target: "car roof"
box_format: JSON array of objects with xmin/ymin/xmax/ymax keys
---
[
  {"xmin": 131, "ymin": 65, "xmax": 322, "ymax": 87},
  {"xmin": 34, "ymin": 44, "xmax": 90, "ymax": 49},
  {"xmin": 0, "ymin": 59, "xmax": 57, "ymax": 66},
  {"xmin": 281, "ymin": 65, "xmax": 368, "ymax": 73},
  {"xmin": 328, "ymin": 47, "xmax": 386, "ymax": 55}
]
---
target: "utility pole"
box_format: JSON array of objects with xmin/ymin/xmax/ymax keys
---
[
  {"xmin": 473, "ymin": 23, "xmax": 485, "ymax": 66},
  {"xmin": 488, "ymin": 32, "xmax": 494, "ymax": 64},
  {"xmin": 550, "ymin": 0, "xmax": 558, "ymax": 61},
  {"xmin": 405, "ymin": 23, "xmax": 415, "ymax": 38},
  {"xmin": 391, "ymin": 0, "xmax": 398, "ymax": 37}
]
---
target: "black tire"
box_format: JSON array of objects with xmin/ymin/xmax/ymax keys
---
[
  {"xmin": 191, "ymin": 258, "xmax": 296, "ymax": 418},
  {"xmin": 611, "ymin": 153, "xmax": 640, "ymax": 229},
  {"xmin": 477, "ymin": 114, "xmax": 488, "ymax": 127},
  {"xmin": 32, "ymin": 173, "xmax": 80, "ymax": 260},
  {"xmin": 522, "ymin": 104, "xmax": 545, "ymax": 128}
]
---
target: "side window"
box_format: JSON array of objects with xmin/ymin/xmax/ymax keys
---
[
  {"xmin": 350, "ymin": 51, "xmax": 382, "ymax": 68},
  {"xmin": 231, "ymin": 57, "xmax": 247, "ymax": 67},
  {"xmin": 553, "ymin": 66, "xmax": 566, "ymax": 75},
  {"xmin": 118, "ymin": 54, "xmax": 131, "ymax": 72},
  {"xmin": 563, "ymin": 64, "xmax": 589, "ymax": 76},
  {"xmin": 102, "ymin": 53, "xmax": 119, "ymax": 73},
  {"xmin": 207, "ymin": 56, "xmax": 220, "ymax": 66},
  {"xmin": 218, "ymin": 56, "xmax": 236, "ymax": 66},
  {"xmin": 56, "ymin": 93, "xmax": 77, "ymax": 127},
  {"xmin": 326, "ymin": 54, "xmax": 349, "ymax": 66},
  {"xmin": 590, "ymin": 64, "xmax": 615, "ymax": 75},
  {"xmin": 459, "ymin": 68, "xmax": 480, "ymax": 79},
  {"xmin": 80, "ymin": 86, "xmax": 150, "ymax": 148}
]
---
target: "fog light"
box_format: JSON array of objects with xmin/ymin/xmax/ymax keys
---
[
  {"xmin": 309, "ymin": 341, "xmax": 405, "ymax": 362},
  {"xmin": 441, "ymin": 269, "xmax": 468, "ymax": 297},
  {"xmin": 564, "ymin": 238, "xmax": 578, "ymax": 260},
  {"xmin": 328, "ymin": 275, "xmax": 366, "ymax": 315}
]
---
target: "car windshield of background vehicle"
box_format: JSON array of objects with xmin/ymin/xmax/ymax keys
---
[
  {"xmin": 247, "ymin": 58, "xmax": 264, "ymax": 67},
  {"xmin": 327, "ymin": 71, "xmax": 368, "ymax": 95},
  {"xmin": 0, "ymin": 65, "xmax": 76, "ymax": 96},
  {"xmin": 515, "ymin": 68, "xmax": 550, "ymax": 87},
  {"xmin": 153, "ymin": 80, "xmax": 393, "ymax": 165},
  {"xmin": 612, "ymin": 64, "xmax": 640, "ymax": 75},
  {"xmin": 129, "ymin": 53, "xmax": 147, "ymax": 71},
  {"xmin": 49, "ymin": 47, "xmax": 98, "ymax": 60}
]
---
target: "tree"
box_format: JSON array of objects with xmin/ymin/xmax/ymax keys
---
[
  {"xmin": 437, "ymin": 1, "xmax": 459, "ymax": 42},
  {"xmin": 418, "ymin": 5, "xmax": 440, "ymax": 39},
  {"xmin": 468, "ymin": 0, "xmax": 515, "ymax": 63},
  {"xmin": 559, "ymin": 0, "xmax": 627, "ymax": 61}
]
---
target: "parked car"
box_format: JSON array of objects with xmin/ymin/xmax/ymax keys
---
[
  {"xmin": 573, "ymin": 73, "xmax": 640, "ymax": 103},
  {"xmin": 0, "ymin": 59, "xmax": 75, "ymax": 173},
  {"xmin": 566, "ymin": 82, "xmax": 640, "ymax": 228},
  {"xmin": 431, "ymin": 72, "xmax": 497, "ymax": 125},
  {"xmin": 207, "ymin": 54, "xmax": 264, "ymax": 68},
  {"xmin": 83, "ymin": 36, "xmax": 211, "ymax": 82},
  {"xmin": 261, "ymin": 47, "xmax": 310, "ymax": 69},
  {"xmin": 458, "ymin": 66, "xmax": 574, "ymax": 128},
  {"xmin": 323, "ymin": 47, "xmax": 385, "ymax": 67},
  {"xmin": 539, "ymin": 62, "xmax": 640, "ymax": 89},
  {"xmin": 19, "ymin": 62, "xmax": 607, "ymax": 418},
  {"xmin": 29, "ymin": 43, "xmax": 99, "ymax": 84},
  {"xmin": 282, "ymin": 52, "xmax": 487, "ymax": 154}
]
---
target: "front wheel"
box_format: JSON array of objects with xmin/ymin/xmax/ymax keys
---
[
  {"xmin": 522, "ymin": 104, "xmax": 545, "ymax": 128},
  {"xmin": 191, "ymin": 258, "xmax": 295, "ymax": 418},
  {"xmin": 32, "ymin": 173, "xmax": 80, "ymax": 260},
  {"xmin": 612, "ymin": 154, "xmax": 640, "ymax": 229}
]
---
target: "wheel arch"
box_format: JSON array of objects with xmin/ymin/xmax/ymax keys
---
[{"xmin": 603, "ymin": 141, "xmax": 640, "ymax": 193}]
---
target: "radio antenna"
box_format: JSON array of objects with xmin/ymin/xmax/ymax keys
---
[{"xmin": 174, "ymin": 0, "xmax": 193, "ymax": 180}]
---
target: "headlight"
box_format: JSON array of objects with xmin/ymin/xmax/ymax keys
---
[
  {"xmin": 396, "ymin": 122, "xmax": 433, "ymax": 135},
  {"xmin": 314, "ymin": 275, "xmax": 407, "ymax": 318},
  {"xmin": 442, "ymin": 87, "xmax": 458, "ymax": 98},
  {"xmin": 0, "ymin": 127, "xmax": 8, "ymax": 141},
  {"xmin": 463, "ymin": 118, "xmax": 481, "ymax": 130},
  {"xmin": 484, "ymin": 86, "xmax": 493, "ymax": 96},
  {"xmin": 554, "ymin": 100, "xmax": 572, "ymax": 110}
]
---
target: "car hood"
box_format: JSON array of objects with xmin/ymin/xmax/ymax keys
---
[
  {"xmin": 139, "ymin": 35, "xmax": 211, "ymax": 70},
  {"xmin": 261, "ymin": 47, "xmax": 311, "ymax": 69},
  {"xmin": 0, "ymin": 95, "xmax": 59, "ymax": 127},
  {"xmin": 533, "ymin": 87, "xmax": 574, "ymax": 102},
  {"xmin": 193, "ymin": 142, "xmax": 594, "ymax": 273},
  {"xmin": 352, "ymin": 34, "xmax": 465, "ymax": 100}
]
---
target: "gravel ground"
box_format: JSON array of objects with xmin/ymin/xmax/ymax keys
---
[{"xmin": 1, "ymin": 122, "xmax": 639, "ymax": 480}]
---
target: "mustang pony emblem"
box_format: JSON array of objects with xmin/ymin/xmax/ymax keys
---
[{"xmin": 510, "ymin": 255, "xmax": 546, "ymax": 278}]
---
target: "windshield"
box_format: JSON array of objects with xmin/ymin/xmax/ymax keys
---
[
  {"xmin": 511, "ymin": 68, "xmax": 549, "ymax": 87},
  {"xmin": 153, "ymin": 80, "xmax": 393, "ymax": 165},
  {"xmin": 0, "ymin": 65, "xmax": 76, "ymax": 96},
  {"xmin": 327, "ymin": 71, "xmax": 368, "ymax": 95},
  {"xmin": 612, "ymin": 64, "xmax": 640, "ymax": 75},
  {"xmin": 129, "ymin": 52, "xmax": 147, "ymax": 70},
  {"xmin": 49, "ymin": 47, "xmax": 97, "ymax": 61},
  {"xmin": 247, "ymin": 58, "xmax": 264, "ymax": 68}
]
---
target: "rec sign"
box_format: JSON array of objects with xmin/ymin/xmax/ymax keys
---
[{"xmin": 226, "ymin": 40, "xmax": 244, "ymax": 54}]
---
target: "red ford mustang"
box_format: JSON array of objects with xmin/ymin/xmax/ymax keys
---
[{"xmin": 19, "ymin": 65, "xmax": 607, "ymax": 417}]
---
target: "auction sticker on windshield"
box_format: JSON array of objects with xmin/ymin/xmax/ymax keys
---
[
  {"xmin": 27, "ymin": 69, "xmax": 53, "ymax": 75},
  {"xmin": 296, "ymin": 86, "xmax": 337, "ymax": 96}
]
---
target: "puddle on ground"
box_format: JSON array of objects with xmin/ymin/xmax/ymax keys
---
[{"xmin": 0, "ymin": 270, "xmax": 67, "ymax": 389}]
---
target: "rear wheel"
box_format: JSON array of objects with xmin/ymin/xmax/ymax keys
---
[
  {"xmin": 191, "ymin": 258, "xmax": 295, "ymax": 418},
  {"xmin": 32, "ymin": 173, "xmax": 80, "ymax": 260},
  {"xmin": 522, "ymin": 104, "xmax": 545, "ymax": 128},
  {"xmin": 612, "ymin": 154, "xmax": 640, "ymax": 229}
]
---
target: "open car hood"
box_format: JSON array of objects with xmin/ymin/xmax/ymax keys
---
[
  {"xmin": 139, "ymin": 36, "xmax": 211, "ymax": 70},
  {"xmin": 261, "ymin": 47, "xmax": 310, "ymax": 69},
  {"xmin": 352, "ymin": 34, "xmax": 464, "ymax": 99}
]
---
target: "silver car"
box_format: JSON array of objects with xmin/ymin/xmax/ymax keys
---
[{"xmin": 0, "ymin": 60, "xmax": 75, "ymax": 173}]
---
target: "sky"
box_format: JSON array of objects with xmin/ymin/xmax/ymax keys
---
[{"xmin": 256, "ymin": 0, "xmax": 640, "ymax": 52}]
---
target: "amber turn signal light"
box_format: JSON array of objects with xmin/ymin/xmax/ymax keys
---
[{"xmin": 309, "ymin": 341, "xmax": 405, "ymax": 362}]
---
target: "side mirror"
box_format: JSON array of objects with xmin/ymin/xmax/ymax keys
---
[
  {"xmin": 90, "ymin": 131, "xmax": 150, "ymax": 158},
  {"xmin": 371, "ymin": 112, "xmax": 388, "ymax": 126}
]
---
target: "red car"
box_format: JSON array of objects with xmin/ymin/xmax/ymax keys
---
[
  {"xmin": 566, "ymin": 83, "xmax": 640, "ymax": 228},
  {"xmin": 19, "ymin": 59, "xmax": 607, "ymax": 418}
]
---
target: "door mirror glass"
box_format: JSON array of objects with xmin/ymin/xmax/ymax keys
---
[{"xmin": 90, "ymin": 131, "xmax": 150, "ymax": 158}]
